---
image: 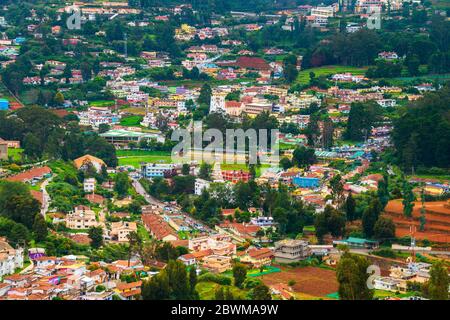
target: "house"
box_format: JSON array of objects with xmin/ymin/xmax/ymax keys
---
[
  {"xmin": 83, "ymin": 178, "xmax": 96, "ymax": 193},
  {"xmin": 250, "ymin": 216, "xmax": 275, "ymax": 227},
  {"xmin": 195, "ymin": 178, "xmax": 211, "ymax": 195},
  {"xmin": 333, "ymin": 237, "xmax": 379, "ymax": 249},
  {"xmin": 115, "ymin": 281, "xmax": 142, "ymax": 300},
  {"xmin": 65, "ymin": 206, "xmax": 98, "ymax": 230},
  {"xmin": 378, "ymin": 51, "xmax": 399, "ymax": 60},
  {"xmin": 188, "ymin": 235, "xmax": 236, "ymax": 256},
  {"xmin": 292, "ymin": 177, "xmax": 320, "ymax": 188},
  {"xmin": 373, "ymin": 276, "xmax": 403, "ymax": 292},
  {"xmin": 240, "ymin": 248, "xmax": 274, "ymax": 268},
  {"xmin": 110, "ymin": 221, "xmax": 137, "ymax": 242},
  {"xmin": 178, "ymin": 253, "xmax": 197, "ymax": 266},
  {"xmin": 6, "ymin": 166, "xmax": 52, "ymax": 183},
  {"xmin": 73, "ymin": 155, "xmax": 106, "ymax": 173},
  {"xmin": 141, "ymin": 163, "xmax": 175, "ymax": 178},
  {"xmin": 202, "ymin": 255, "xmax": 232, "ymax": 273},
  {"xmin": 274, "ymin": 239, "xmax": 311, "ymax": 263},
  {"xmin": 0, "ymin": 237, "xmax": 24, "ymax": 277},
  {"xmin": 270, "ymin": 283, "xmax": 295, "ymax": 300},
  {"xmin": 217, "ymin": 221, "xmax": 261, "ymax": 242},
  {"xmin": 142, "ymin": 213, "xmax": 178, "ymax": 241}
]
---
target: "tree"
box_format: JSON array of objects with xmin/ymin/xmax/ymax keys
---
[
  {"xmin": 280, "ymin": 157, "xmax": 292, "ymax": 171},
  {"xmin": 182, "ymin": 164, "xmax": 190, "ymax": 175},
  {"xmin": 252, "ymin": 284, "xmax": 272, "ymax": 300},
  {"xmin": 377, "ymin": 174, "xmax": 389, "ymax": 210},
  {"xmin": 114, "ymin": 172, "xmax": 130, "ymax": 199},
  {"xmin": 198, "ymin": 83, "xmax": 212, "ymax": 107},
  {"xmin": 336, "ymin": 250, "xmax": 374, "ymax": 300},
  {"xmin": 232, "ymin": 263, "xmax": 247, "ymax": 288},
  {"xmin": 345, "ymin": 192, "xmax": 356, "ymax": 221},
  {"xmin": 423, "ymin": 260, "xmax": 449, "ymax": 300},
  {"xmin": 329, "ymin": 174, "xmax": 344, "ymax": 206},
  {"xmin": 362, "ymin": 198, "xmax": 382, "ymax": 238},
  {"xmin": 292, "ymin": 146, "xmax": 316, "ymax": 168},
  {"xmin": 344, "ymin": 102, "xmax": 381, "ymax": 141},
  {"xmin": 54, "ymin": 91, "xmax": 65, "ymax": 106},
  {"xmin": 189, "ymin": 267, "xmax": 197, "ymax": 295},
  {"xmin": 373, "ymin": 217, "xmax": 396, "ymax": 241},
  {"xmin": 32, "ymin": 214, "xmax": 48, "ymax": 242},
  {"xmin": 198, "ymin": 163, "xmax": 212, "ymax": 180},
  {"xmin": 402, "ymin": 181, "xmax": 415, "ymax": 218},
  {"xmin": 88, "ymin": 227, "xmax": 103, "ymax": 249}
]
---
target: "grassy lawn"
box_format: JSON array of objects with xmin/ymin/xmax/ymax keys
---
[
  {"xmin": 196, "ymin": 281, "xmax": 249, "ymax": 300},
  {"xmin": 8, "ymin": 148, "xmax": 23, "ymax": 161},
  {"xmin": 137, "ymin": 224, "xmax": 151, "ymax": 242},
  {"xmin": 117, "ymin": 150, "xmax": 173, "ymax": 168},
  {"xmin": 296, "ymin": 65, "xmax": 368, "ymax": 85},
  {"xmin": 120, "ymin": 115, "xmax": 143, "ymax": 127},
  {"xmin": 118, "ymin": 155, "xmax": 173, "ymax": 168},
  {"xmin": 116, "ymin": 150, "xmax": 171, "ymax": 157},
  {"xmin": 89, "ymin": 100, "xmax": 115, "ymax": 107}
]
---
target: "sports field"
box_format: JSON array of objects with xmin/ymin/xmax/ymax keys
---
[{"xmin": 296, "ymin": 65, "xmax": 368, "ymax": 85}]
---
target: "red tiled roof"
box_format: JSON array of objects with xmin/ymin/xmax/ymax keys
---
[
  {"xmin": 142, "ymin": 214, "xmax": 177, "ymax": 241},
  {"xmin": 236, "ymin": 56, "xmax": 270, "ymax": 70},
  {"xmin": 7, "ymin": 166, "xmax": 51, "ymax": 182}
]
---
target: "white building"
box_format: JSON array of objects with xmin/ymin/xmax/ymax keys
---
[
  {"xmin": 141, "ymin": 163, "xmax": 175, "ymax": 178},
  {"xmin": 0, "ymin": 238, "xmax": 24, "ymax": 277},
  {"xmin": 65, "ymin": 206, "xmax": 98, "ymax": 230},
  {"xmin": 376, "ymin": 99, "xmax": 397, "ymax": 108},
  {"xmin": 195, "ymin": 178, "xmax": 211, "ymax": 195},
  {"xmin": 83, "ymin": 178, "xmax": 96, "ymax": 193},
  {"xmin": 311, "ymin": 6, "xmax": 335, "ymax": 18}
]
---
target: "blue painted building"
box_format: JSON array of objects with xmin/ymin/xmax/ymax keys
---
[
  {"xmin": 0, "ymin": 99, "xmax": 9, "ymax": 110},
  {"xmin": 293, "ymin": 177, "xmax": 320, "ymax": 188}
]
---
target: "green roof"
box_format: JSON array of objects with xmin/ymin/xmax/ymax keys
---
[{"xmin": 346, "ymin": 237, "xmax": 378, "ymax": 244}]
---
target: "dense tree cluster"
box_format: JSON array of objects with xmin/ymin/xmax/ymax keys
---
[{"xmin": 392, "ymin": 84, "xmax": 450, "ymax": 169}]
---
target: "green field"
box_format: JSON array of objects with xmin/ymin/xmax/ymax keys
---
[
  {"xmin": 120, "ymin": 115, "xmax": 143, "ymax": 127},
  {"xmin": 89, "ymin": 100, "xmax": 115, "ymax": 107},
  {"xmin": 117, "ymin": 150, "xmax": 173, "ymax": 168},
  {"xmin": 296, "ymin": 65, "xmax": 368, "ymax": 85}
]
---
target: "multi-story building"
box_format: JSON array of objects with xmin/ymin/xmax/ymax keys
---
[
  {"xmin": 83, "ymin": 178, "xmax": 96, "ymax": 193},
  {"xmin": 195, "ymin": 178, "xmax": 211, "ymax": 195},
  {"xmin": 274, "ymin": 239, "xmax": 311, "ymax": 263},
  {"xmin": 201, "ymin": 255, "xmax": 232, "ymax": 273},
  {"xmin": 141, "ymin": 163, "xmax": 175, "ymax": 178},
  {"xmin": 0, "ymin": 237, "xmax": 24, "ymax": 277},
  {"xmin": 110, "ymin": 221, "xmax": 137, "ymax": 242},
  {"xmin": 65, "ymin": 206, "xmax": 98, "ymax": 230}
]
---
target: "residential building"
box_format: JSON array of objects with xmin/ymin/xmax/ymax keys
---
[
  {"xmin": 83, "ymin": 178, "xmax": 96, "ymax": 193},
  {"xmin": 110, "ymin": 221, "xmax": 137, "ymax": 242},
  {"xmin": 73, "ymin": 155, "xmax": 106, "ymax": 173},
  {"xmin": 195, "ymin": 178, "xmax": 211, "ymax": 195},
  {"xmin": 0, "ymin": 238, "xmax": 24, "ymax": 277},
  {"xmin": 202, "ymin": 255, "xmax": 232, "ymax": 273},
  {"xmin": 240, "ymin": 248, "xmax": 273, "ymax": 268},
  {"xmin": 141, "ymin": 163, "xmax": 175, "ymax": 178},
  {"xmin": 65, "ymin": 206, "xmax": 98, "ymax": 230},
  {"xmin": 142, "ymin": 213, "xmax": 178, "ymax": 241},
  {"xmin": 274, "ymin": 239, "xmax": 311, "ymax": 263}
]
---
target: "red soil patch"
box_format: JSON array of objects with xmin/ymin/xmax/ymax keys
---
[
  {"xmin": 260, "ymin": 266, "xmax": 338, "ymax": 297},
  {"xmin": 384, "ymin": 200, "xmax": 450, "ymax": 243}
]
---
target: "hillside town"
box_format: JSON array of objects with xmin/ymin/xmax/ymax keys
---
[{"xmin": 0, "ymin": 0, "xmax": 449, "ymax": 303}]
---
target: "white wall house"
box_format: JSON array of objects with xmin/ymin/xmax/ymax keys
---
[
  {"xmin": 195, "ymin": 178, "xmax": 211, "ymax": 195},
  {"xmin": 83, "ymin": 178, "xmax": 96, "ymax": 193},
  {"xmin": 0, "ymin": 238, "xmax": 24, "ymax": 278}
]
